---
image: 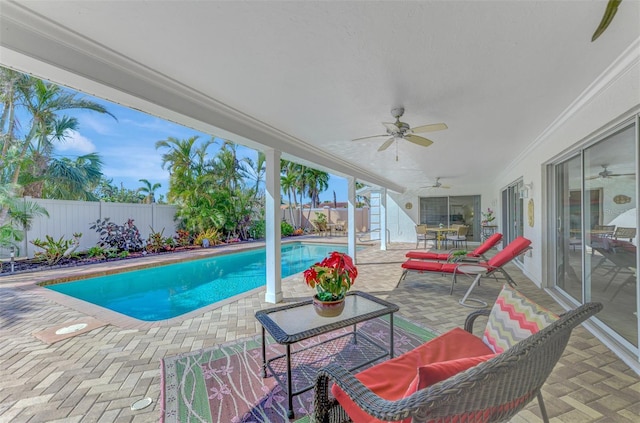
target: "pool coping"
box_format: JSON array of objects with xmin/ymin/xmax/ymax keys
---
[{"xmin": 2, "ymin": 237, "xmax": 373, "ymax": 329}]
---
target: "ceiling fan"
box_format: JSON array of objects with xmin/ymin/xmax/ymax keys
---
[
  {"xmin": 587, "ymin": 165, "xmax": 635, "ymax": 180},
  {"xmin": 353, "ymin": 107, "xmax": 447, "ymax": 160},
  {"xmin": 423, "ymin": 177, "xmax": 451, "ymax": 189}
]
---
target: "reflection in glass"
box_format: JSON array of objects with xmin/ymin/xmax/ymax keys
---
[
  {"xmin": 555, "ymin": 156, "xmax": 583, "ymax": 302},
  {"xmin": 584, "ymin": 124, "xmax": 637, "ymax": 347}
]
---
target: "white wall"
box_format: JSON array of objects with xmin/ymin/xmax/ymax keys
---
[
  {"xmin": 383, "ymin": 39, "xmax": 640, "ymax": 290},
  {"xmin": 386, "ymin": 184, "xmax": 498, "ymax": 243},
  {"xmin": 5, "ymin": 199, "xmax": 178, "ymax": 258},
  {"xmin": 493, "ymin": 39, "xmax": 640, "ymax": 287}
]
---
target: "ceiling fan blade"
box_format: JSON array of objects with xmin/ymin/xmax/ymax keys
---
[
  {"xmin": 382, "ymin": 122, "xmax": 399, "ymax": 133},
  {"xmin": 610, "ymin": 173, "xmax": 636, "ymax": 177},
  {"xmin": 352, "ymin": 134, "xmax": 388, "ymax": 141},
  {"xmin": 377, "ymin": 137, "xmax": 395, "ymax": 152},
  {"xmin": 412, "ymin": 123, "xmax": 448, "ymax": 133},
  {"xmin": 404, "ymin": 134, "xmax": 434, "ymax": 148}
]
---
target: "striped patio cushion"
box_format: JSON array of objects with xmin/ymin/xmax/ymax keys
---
[{"xmin": 483, "ymin": 284, "xmax": 559, "ymax": 353}]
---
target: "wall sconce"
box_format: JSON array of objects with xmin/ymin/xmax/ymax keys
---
[{"xmin": 520, "ymin": 182, "xmax": 533, "ymax": 199}]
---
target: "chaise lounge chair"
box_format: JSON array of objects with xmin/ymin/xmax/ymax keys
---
[
  {"xmin": 405, "ymin": 232, "xmax": 503, "ymax": 262},
  {"xmin": 397, "ymin": 236, "xmax": 531, "ymax": 293}
]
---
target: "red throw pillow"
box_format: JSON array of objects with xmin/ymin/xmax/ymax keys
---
[{"xmin": 401, "ymin": 354, "xmax": 496, "ymax": 423}]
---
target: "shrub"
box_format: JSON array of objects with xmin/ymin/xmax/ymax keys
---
[
  {"xmin": 164, "ymin": 237, "xmax": 176, "ymax": 250},
  {"xmin": 281, "ymin": 220, "xmax": 294, "ymax": 237},
  {"xmin": 194, "ymin": 228, "xmax": 222, "ymax": 246},
  {"xmin": 248, "ymin": 219, "xmax": 266, "ymax": 240},
  {"xmin": 90, "ymin": 218, "xmax": 143, "ymax": 252},
  {"xmin": 174, "ymin": 229, "xmax": 191, "ymax": 247},
  {"xmin": 86, "ymin": 246, "xmax": 106, "ymax": 259},
  {"xmin": 146, "ymin": 227, "xmax": 166, "ymax": 253},
  {"xmin": 31, "ymin": 233, "xmax": 82, "ymax": 266}
]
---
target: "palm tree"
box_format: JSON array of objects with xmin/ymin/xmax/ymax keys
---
[
  {"xmin": 0, "ymin": 183, "xmax": 48, "ymax": 254},
  {"xmin": 156, "ymin": 135, "xmax": 215, "ymax": 204},
  {"xmin": 137, "ymin": 179, "xmax": 161, "ymax": 203},
  {"xmin": 42, "ymin": 153, "xmax": 104, "ymax": 200},
  {"xmin": 0, "ymin": 71, "xmax": 115, "ymax": 226},
  {"xmin": 304, "ymin": 168, "xmax": 330, "ymax": 208},
  {"xmin": 241, "ymin": 151, "xmax": 266, "ymax": 194},
  {"xmin": 14, "ymin": 78, "xmax": 116, "ymax": 195},
  {"xmin": 280, "ymin": 170, "xmax": 297, "ymax": 226}
]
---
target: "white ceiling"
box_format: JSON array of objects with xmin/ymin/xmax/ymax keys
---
[{"xmin": 1, "ymin": 0, "xmax": 639, "ymax": 194}]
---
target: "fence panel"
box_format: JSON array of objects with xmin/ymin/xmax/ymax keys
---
[{"xmin": 1, "ymin": 199, "xmax": 178, "ymax": 259}]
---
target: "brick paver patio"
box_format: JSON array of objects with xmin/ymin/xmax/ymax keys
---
[{"xmin": 1, "ymin": 239, "xmax": 638, "ymax": 422}]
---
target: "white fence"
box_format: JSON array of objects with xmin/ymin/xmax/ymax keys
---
[
  {"xmin": 282, "ymin": 206, "xmax": 370, "ymax": 232},
  {"xmin": 2, "ymin": 201, "xmax": 372, "ymax": 259},
  {"xmin": 2, "ymin": 198, "xmax": 178, "ymax": 258}
]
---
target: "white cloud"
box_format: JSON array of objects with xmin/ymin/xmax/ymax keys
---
[{"xmin": 54, "ymin": 130, "xmax": 97, "ymax": 154}]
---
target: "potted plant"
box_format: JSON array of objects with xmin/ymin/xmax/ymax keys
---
[
  {"xmin": 482, "ymin": 208, "xmax": 495, "ymax": 226},
  {"xmin": 303, "ymin": 251, "xmax": 358, "ymax": 317},
  {"xmin": 447, "ymin": 249, "xmax": 469, "ymax": 263}
]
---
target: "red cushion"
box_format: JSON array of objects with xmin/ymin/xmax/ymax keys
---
[
  {"xmin": 405, "ymin": 251, "xmax": 449, "ymax": 260},
  {"xmin": 331, "ymin": 328, "xmax": 493, "ymax": 423},
  {"xmin": 487, "ymin": 236, "xmax": 531, "ymax": 268},
  {"xmin": 401, "ymin": 261, "xmax": 477, "ymax": 274},
  {"xmin": 472, "ymin": 233, "xmax": 503, "ymax": 256},
  {"xmin": 400, "ymin": 354, "xmax": 497, "ymax": 423}
]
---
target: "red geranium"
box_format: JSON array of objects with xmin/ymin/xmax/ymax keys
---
[{"xmin": 304, "ymin": 251, "xmax": 358, "ymax": 301}]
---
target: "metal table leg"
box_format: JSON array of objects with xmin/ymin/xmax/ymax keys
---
[
  {"xmin": 389, "ymin": 313, "xmax": 395, "ymax": 358},
  {"xmin": 459, "ymin": 273, "xmax": 488, "ymax": 308},
  {"xmin": 286, "ymin": 344, "xmax": 294, "ymax": 419},
  {"xmin": 261, "ymin": 326, "xmax": 266, "ymax": 377}
]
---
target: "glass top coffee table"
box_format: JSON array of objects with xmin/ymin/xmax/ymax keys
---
[{"xmin": 254, "ymin": 291, "xmax": 399, "ymax": 419}]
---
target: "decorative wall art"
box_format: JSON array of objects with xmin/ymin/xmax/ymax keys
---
[
  {"xmin": 613, "ymin": 194, "xmax": 631, "ymax": 205},
  {"xmin": 528, "ymin": 199, "xmax": 534, "ymax": 227}
]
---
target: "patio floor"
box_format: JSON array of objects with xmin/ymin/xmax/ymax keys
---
[{"xmin": 0, "ymin": 240, "xmax": 638, "ymax": 422}]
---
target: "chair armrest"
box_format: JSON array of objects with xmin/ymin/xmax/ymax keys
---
[
  {"xmin": 464, "ymin": 309, "xmax": 490, "ymax": 333},
  {"xmin": 313, "ymin": 363, "xmax": 416, "ymax": 423}
]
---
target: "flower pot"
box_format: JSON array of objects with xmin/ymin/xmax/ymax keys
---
[{"xmin": 313, "ymin": 295, "xmax": 345, "ymax": 317}]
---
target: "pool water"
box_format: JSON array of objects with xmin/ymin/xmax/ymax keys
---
[{"xmin": 46, "ymin": 243, "xmax": 352, "ymax": 321}]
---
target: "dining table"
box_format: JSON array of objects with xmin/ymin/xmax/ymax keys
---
[{"xmin": 426, "ymin": 226, "xmax": 457, "ymax": 249}]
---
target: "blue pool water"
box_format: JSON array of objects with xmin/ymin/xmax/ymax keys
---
[{"xmin": 46, "ymin": 243, "xmax": 353, "ymax": 321}]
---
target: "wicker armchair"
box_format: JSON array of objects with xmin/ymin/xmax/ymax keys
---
[{"xmin": 312, "ymin": 302, "xmax": 603, "ymax": 423}]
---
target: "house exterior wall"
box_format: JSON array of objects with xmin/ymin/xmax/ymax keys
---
[
  {"xmin": 494, "ymin": 40, "xmax": 640, "ymax": 288},
  {"xmin": 385, "ymin": 39, "xmax": 640, "ymax": 291}
]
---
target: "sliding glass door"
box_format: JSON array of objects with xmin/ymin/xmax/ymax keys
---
[
  {"xmin": 502, "ymin": 180, "xmax": 525, "ymax": 263},
  {"xmin": 419, "ymin": 196, "xmax": 481, "ymax": 242},
  {"xmin": 552, "ymin": 121, "xmax": 638, "ymax": 351}
]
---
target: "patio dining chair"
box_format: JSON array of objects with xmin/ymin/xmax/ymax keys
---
[
  {"xmin": 613, "ymin": 226, "xmax": 636, "ymax": 241},
  {"xmin": 445, "ymin": 225, "xmax": 469, "ymax": 249},
  {"xmin": 312, "ymin": 290, "xmax": 603, "ymax": 423},
  {"xmin": 415, "ymin": 224, "xmax": 436, "ymax": 249}
]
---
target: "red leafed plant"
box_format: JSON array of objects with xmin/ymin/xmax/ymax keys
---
[{"xmin": 303, "ymin": 251, "xmax": 358, "ymax": 301}]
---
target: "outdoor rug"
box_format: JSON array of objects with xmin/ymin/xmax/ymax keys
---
[{"xmin": 160, "ymin": 315, "xmax": 438, "ymax": 423}]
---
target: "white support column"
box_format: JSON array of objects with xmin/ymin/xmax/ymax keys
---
[
  {"xmin": 347, "ymin": 177, "xmax": 356, "ymax": 261},
  {"xmin": 265, "ymin": 149, "xmax": 283, "ymax": 304},
  {"xmin": 380, "ymin": 188, "xmax": 387, "ymax": 250}
]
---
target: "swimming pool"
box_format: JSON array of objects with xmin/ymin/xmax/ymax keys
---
[{"xmin": 45, "ymin": 243, "xmax": 353, "ymax": 321}]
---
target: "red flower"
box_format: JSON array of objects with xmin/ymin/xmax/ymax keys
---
[{"xmin": 304, "ymin": 252, "xmax": 357, "ymax": 301}]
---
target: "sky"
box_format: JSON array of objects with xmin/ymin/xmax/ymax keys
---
[{"xmin": 52, "ymin": 91, "xmax": 348, "ymax": 203}]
